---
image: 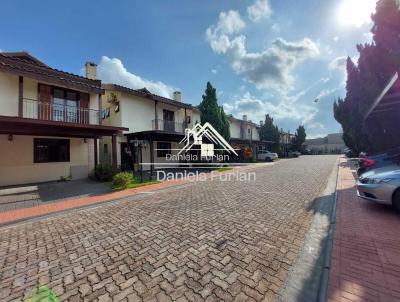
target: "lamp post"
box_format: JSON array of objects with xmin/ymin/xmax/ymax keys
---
[{"xmin": 132, "ymin": 139, "xmax": 144, "ymax": 183}]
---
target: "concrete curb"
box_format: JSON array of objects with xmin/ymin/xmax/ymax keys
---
[
  {"xmin": 317, "ymin": 161, "xmax": 339, "ymax": 302},
  {"xmin": 278, "ymin": 157, "xmax": 339, "ymax": 302}
]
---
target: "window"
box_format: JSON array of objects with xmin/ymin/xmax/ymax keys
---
[
  {"xmin": 157, "ymin": 142, "xmax": 171, "ymax": 157},
  {"xmin": 104, "ymin": 143, "xmax": 108, "ymax": 154},
  {"xmin": 52, "ymin": 88, "xmax": 78, "ymax": 123},
  {"xmin": 34, "ymin": 138, "xmax": 70, "ymax": 163}
]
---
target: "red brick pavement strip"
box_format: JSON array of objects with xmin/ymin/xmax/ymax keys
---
[
  {"xmin": 328, "ymin": 157, "xmax": 400, "ymax": 302},
  {"xmin": 0, "ymin": 163, "xmax": 271, "ymax": 226}
]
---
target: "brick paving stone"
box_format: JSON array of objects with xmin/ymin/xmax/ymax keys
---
[
  {"xmin": 0, "ymin": 156, "xmax": 338, "ymax": 301},
  {"xmin": 328, "ymin": 157, "xmax": 400, "ymax": 302}
]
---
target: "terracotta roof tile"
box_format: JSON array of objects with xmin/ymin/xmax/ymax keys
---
[{"xmin": 0, "ymin": 52, "xmax": 103, "ymax": 94}]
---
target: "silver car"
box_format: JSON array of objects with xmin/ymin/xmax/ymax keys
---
[
  {"xmin": 257, "ymin": 150, "xmax": 278, "ymax": 162},
  {"xmin": 356, "ymin": 164, "xmax": 400, "ymax": 212}
]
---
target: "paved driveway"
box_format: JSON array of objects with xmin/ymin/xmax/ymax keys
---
[
  {"xmin": 0, "ymin": 179, "xmax": 111, "ymax": 212},
  {"xmin": 0, "ymin": 155, "xmax": 338, "ymax": 302}
]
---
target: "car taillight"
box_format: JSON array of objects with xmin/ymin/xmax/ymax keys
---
[{"xmin": 364, "ymin": 159, "xmax": 375, "ymax": 167}]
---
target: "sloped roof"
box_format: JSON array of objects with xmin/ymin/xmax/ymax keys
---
[
  {"xmin": 102, "ymin": 83, "xmax": 198, "ymax": 110},
  {"xmin": 0, "ymin": 51, "xmax": 103, "ymax": 94},
  {"xmin": 228, "ymin": 114, "xmax": 259, "ymax": 127}
]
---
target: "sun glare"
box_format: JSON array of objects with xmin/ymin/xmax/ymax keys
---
[{"xmin": 337, "ymin": 0, "xmax": 377, "ymax": 27}]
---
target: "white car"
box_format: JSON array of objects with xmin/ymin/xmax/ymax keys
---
[{"xmin": 257, "ymin": 150, "xmax": 278, "ymax": 162}]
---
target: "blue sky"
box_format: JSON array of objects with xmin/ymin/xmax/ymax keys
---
[{"xmin": 0, "ymin": 0, "xmax": 377, "ymax": 138}]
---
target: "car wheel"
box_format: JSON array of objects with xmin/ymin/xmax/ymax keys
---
[
  {"xmin": 393, "ymin": 189, "xmax": 400, "ymax": 213},
  {"xmin": 265, "ymin": 157, "xmax": 272, "ymax": 162}
]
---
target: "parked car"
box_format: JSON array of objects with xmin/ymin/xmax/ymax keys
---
[
  {"xmin": 288, "ymin": 151, "xmax": 301, "ymax": 158},
  {"xmin": 344, "ymin": 148, "xmax": 353, "ymax": 157},
  {"xmin": 357, "ymin": 164, "xmax": 400, "ymax": 212},
  {"xmin": 257, "ymin": 150, "xmax": 278, "ymax": 162},
  {"xmin": 357, "ymin": 147, "xmax": 400, "ymax": 176}
]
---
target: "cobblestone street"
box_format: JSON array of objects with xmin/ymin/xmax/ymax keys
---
[{"xmin": 0, "ymin": 155, "xmax": 338, "ymax": 301}]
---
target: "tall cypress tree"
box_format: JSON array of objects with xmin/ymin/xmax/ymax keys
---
[
  {"xmin": 198, "ymin": 82, "xmax": 230, "ymax": 141},
  {"xmin": 260, "ymin": 114, "xmax": 280, "ymax": 152},
  {"xmin": 333, "ymin": 0, "xmax": 400, "ymax": 154},
  {"xmin": 294, "ymin": 125, "xmax": 306, "ymax": 152}
]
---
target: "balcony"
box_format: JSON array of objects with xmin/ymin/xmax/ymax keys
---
[
  {"xmin": 152, "ymin": 119, "xmax": 184, "ymax": 133},
  {"xmin": 23, "ymin": 98, "xmax": 100, "ymax": 125}
]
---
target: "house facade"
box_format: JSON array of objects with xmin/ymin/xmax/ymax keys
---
[
  {"xmin": 228, "ymin": 115, "xmax": 263, "ymax": 157},
  {"xmin": 100, "ymin": 83, "xmax": 200, "ymax": 174},
  {"xmin": 304, "ymin": 133, "xmax": 346, "ymax": 154},
  {"xmin": 280, "ymin": 131, "xmax": 296, "ymax": 156},
  {"xmin": 0, "ymin": 52, "xmax": 125, "ymax": 186}
]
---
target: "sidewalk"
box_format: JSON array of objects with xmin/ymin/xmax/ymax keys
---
[
  {"xmin": 328, "ymin": 158, "xmax": 400, "ymax": 301},
  {"xmin": 0, "ymin": 163, "xmax": 271, "ymax": 226}
]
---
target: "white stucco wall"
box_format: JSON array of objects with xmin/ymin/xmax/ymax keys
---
[
  {"xmin": 0, "ymin": 135, "xmax": 91, "ymax": 186},
  {"xmin": 252, "ymin": 125, "xmax": 260, "ymax": 141},
  {"xmin": 229, "ymin": 120, "xmax": 241, "ymax": 139},
  {"xmin": 0, "ymin": 72, "xmax": 19, "ymax": 116},
  {"xmin": 121, "ymin": 94, "xmax": 154, "ymax": 132}
]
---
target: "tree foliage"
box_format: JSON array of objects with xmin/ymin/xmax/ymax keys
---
[
  {"xmin": 333, "ymin": 0, "xmax": 400, "ymax": 154},
  {"xmin": 198, "ymin": 82, "xmax": 231, "ymax": 141},
  {"xmin": 259, "ymin": 114, "xmax": 280, "ymax": 152},
  {"xmin": 293, "ymin": 125, "xmax": 306, "ymax": 152}
]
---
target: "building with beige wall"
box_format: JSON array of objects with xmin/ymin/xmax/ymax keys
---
[
  {"xmin": 228, "ymin": 115, "xmax": 263, "ymax": 156},
  {"xmin": 0, "ymin": 52, "xmax": 125, "ymax": 186},
  {"xmin": 100, "ymin": 84, "xmax": 200, "ymax": 174},
  {"xmin": 304, "ymin": 133, "xmax": 346, "ymax": 154}
]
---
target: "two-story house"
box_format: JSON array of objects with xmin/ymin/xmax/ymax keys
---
[
  {"xmin": 228, "ymin": 115, "xmax": 261, "ymax": 153},
  {"xmin": 0, "ymin": 52, "xmax": 126, "ymax": 186},
  {"xmin": 100, "ymin": 83, "xmax": 200, "ymax": 175},
  {"xmin": 279, "ymin": 130, "xmax": 296, "ymax": 156}
]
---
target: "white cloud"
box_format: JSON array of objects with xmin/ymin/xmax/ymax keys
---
[
  {"xmin": 206, "ymin": 11, "xmax": 320, "ymax": 92},
  {"xmin": 211, "ymin": 68, "xmax": 217, "ymax": 74},
  {"xmin": 328, "ymin": 56, "xmax": 347, "ymax": 71},
  {"xmin": 223, "ymin": 91, "xmax": 318, "ymax": 125},
  {"xmin": 97, "ymin": 56, "xmax": 176, "ymax": 98},
  {"xmin": 247, "ymin": 0, "xmax": 272, "ymax": 22},
  {"xmin": 333, "ymin": 36, "xmax": 339, "ymax": 42},
  {"xmin": 315, "ymin": 88, "xmax": 338, "ymax": 100},
  {"xmin": 205, "ymin": 10, "xmax": 245, "ymax": 54},
  {"xmin": 228, "ymin": 36, "xmax": 320, "ymax": 91}
]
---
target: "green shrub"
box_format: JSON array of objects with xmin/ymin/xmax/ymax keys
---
[
  {"xmin": 112, "ymin": 172, "xmax": 134, "ymax": 190},
  {"xmin": 26, "ymin": 284, "xmax": 60, "ymax": 302},
  {"xmin": 94, "ymin": 163, "xmax": 113, "ymax": 182}
]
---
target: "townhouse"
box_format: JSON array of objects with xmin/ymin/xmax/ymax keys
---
[
  {"xmin": 280, "ymin": 130, "xmax": 296, "ymax": 156},
  {"xmin": 99, "ymin": 82, "xmax": 200, "ymax": 175},
  {"xmin": 0, "ymin": 52, "xmax": 126, "ymax": 186},
  {"xmin": 228, "ymin": 114, "xmax": 262, "ymax": 154}
]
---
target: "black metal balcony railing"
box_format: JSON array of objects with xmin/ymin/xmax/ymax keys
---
[
  {"xmin": 152, "ymin": 119, "xmax": 184, "ymax": 133},
  {"xmin": 23, "ymin": 98, "xmax": 100, "ymax": 125}
]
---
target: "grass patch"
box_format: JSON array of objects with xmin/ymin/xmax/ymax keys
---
[
  {"xmin": 113, "ymin": 180, "xmax": 160, "ymax": 191},
  {"xmin": 215, "ymin": 167, "xmax": 233, "ymax": 172}
]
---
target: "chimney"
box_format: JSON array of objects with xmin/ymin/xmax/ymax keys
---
[
  {"xmin": 242, "ymin": 115, "xmax": 247, "ymax": 121},
  {"xmin": 173, "ymin": 91, "xmax": 182, "ymax": 102},
  {"xmin": 85, "ymin": 62, "xmax": 97, "ymax": 80}
]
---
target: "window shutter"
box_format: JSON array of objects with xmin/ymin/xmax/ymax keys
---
[
  {"xmin": 39, "ymin": 84, "xmax": 52, "ymax": 120},
  {"xmin": 80, "ymin": 93, "xmax": 90, "ymax": 124}
]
